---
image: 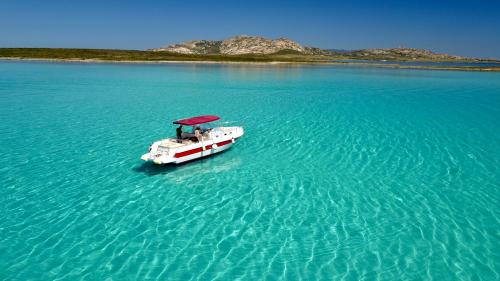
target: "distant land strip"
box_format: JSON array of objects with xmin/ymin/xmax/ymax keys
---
[{"xmin": 1, "ymin": 48, "xmax": 499, "ymax": 72}]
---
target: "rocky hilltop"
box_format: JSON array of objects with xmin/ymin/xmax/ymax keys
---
[
  {"xmin": 152, "ymin": 35, "xmax": 479, "ymax": 61},
  {"xmin": 151, "ymin": 35, "xmax": 323, "ymax": 55},
  {"xmin": 220, "ymin": 36, "xmax": 304, "ymax": 55}
]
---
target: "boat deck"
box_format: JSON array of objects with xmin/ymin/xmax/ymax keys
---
[
  {"xmin": 158, "ymin": 136, "xmax": 211, "ymax": 149},
  {"xmin": 159, "ymin": 139, "xmax": 190, "ymax": 148}
]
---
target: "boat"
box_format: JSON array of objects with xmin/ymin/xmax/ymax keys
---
[{"xmin": 141, "ymin": 115, "xmax": 244, "ymax": 165}]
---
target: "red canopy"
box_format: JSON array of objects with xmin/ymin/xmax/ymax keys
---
[{"xmin": 173, "ymin": 115, "xmax": 220, "ymax": 126}]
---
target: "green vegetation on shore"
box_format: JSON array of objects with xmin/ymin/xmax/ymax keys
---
[
  {"xmin": 0, "ymin": 48, "xmax": 329, "ymax": 63},
  {"xmin": 1, "ymin": 48, "xmax": 499, "ymax": 71}
]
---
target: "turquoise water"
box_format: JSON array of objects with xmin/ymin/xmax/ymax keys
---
[{"xmin": 1, "ymin": 61, "xmax": 499, "ymax": 280}]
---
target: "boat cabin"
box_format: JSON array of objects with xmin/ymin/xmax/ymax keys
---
[{"xmin": 174, "ymin": 115, "xmax": 219, "ymax": 143}]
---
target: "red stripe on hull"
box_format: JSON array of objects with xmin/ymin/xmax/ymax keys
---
[{"xmin": 174, "ymin": 139, "xmax": 234, "ymax": 158}]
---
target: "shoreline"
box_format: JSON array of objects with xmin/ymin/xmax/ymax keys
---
[{"xmin": 1, "ymin": 57, "xmax": 500, "ymax": 72}]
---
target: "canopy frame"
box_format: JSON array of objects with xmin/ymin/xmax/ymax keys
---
[{"xmin": 173, "ymin": 115, "xmax": 220, "ymax": 126}]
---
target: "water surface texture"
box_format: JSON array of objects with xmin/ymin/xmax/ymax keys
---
[{"xmin": 1, "ymin": 61, "xmax": 499, "ymax": 280}]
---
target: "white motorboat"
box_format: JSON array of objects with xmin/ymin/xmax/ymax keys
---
[{"xmin": 141, "ymin": 115, "xmax": 244, "ymax": 165}]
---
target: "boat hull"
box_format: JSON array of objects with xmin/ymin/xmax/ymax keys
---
[{"xmin": 173, "ymin": 140, "xmax": 233, "ymax": 164}]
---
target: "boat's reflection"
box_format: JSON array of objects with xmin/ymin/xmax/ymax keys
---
[{"xmin": 133, "ymin": 153, "xmax": 242, "ymax": 179}]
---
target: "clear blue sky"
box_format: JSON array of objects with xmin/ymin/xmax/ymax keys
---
[{"xmin": 1, "ymin": 0, "xmax": 499, "ymax": 58}]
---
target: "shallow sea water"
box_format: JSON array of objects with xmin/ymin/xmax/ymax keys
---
[{"xmin": 0, "ymin": 61, "xmax": 499, "ymax": 280}]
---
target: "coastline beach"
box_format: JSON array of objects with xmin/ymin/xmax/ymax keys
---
[{"xmin": 2, "ymin": 56, "xmax": 500, "ymax": 72}]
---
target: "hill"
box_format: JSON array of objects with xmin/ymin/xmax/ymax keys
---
[
  {"xmin": 151, "ymin": 35, "xmax": 328, "ymax": 56},
  {"xmin": 152, "ymin": 35, "xmax": 479, "ymax": 61}
]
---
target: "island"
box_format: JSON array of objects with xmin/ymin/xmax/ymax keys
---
[{"xmin": 1, "ymin": 35, "xmax": 499, "ymax": 71}]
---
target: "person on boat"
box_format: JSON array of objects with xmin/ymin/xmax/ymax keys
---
[
  {"xmin": 194, "ymin": 126, "xmax": 202, "ymax": 143},
  {"xmin": 176, "ymin": 125, "xmax": 183, "ymax": 140}
]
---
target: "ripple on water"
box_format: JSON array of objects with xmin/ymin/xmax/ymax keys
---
[{"xmin": 0, "ymin": 61, "xmax": 499, "ymax": 280}]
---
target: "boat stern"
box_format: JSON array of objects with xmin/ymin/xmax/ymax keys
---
[
  {"xmin": 141, "ymin": 141, "xmax": 176, "ymax": 165},
  {"xmin": 141, "ymin": 152, "xmax": 175, "ymax": 165}
]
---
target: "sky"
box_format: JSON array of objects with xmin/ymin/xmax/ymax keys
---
[{"xmin": 1, "ymin": 0, "xmax": 499, "ymax": 58}]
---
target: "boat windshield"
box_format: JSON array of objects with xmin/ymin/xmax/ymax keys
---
[{"xmin": 198, "ymin": 122, "xmax": 216, "ymax": 132}]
